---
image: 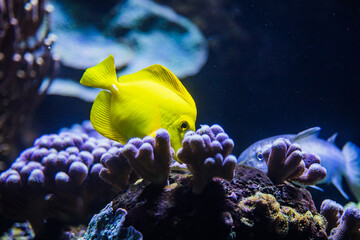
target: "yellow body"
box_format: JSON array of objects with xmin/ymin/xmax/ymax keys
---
[{"xmin": 80, "ymin": 55, "xmax": 197, "ymax": 162}]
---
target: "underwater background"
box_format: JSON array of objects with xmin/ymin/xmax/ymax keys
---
[
  {"xmin": 36, "ymin": 0, "xmax": 360, "ymax": 153},
  {"xmin": 1, "ymin": 0, "xmax": 360, "ymax": 239},
  {"xmin": 34, "ymin": 0, "xmax": 360, "ymax": 202}
]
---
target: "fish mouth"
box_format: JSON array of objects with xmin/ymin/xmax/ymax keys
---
[
  {"xmin": 238, "ymin": 158, "xmax": 252, "ymax": 166},
  {"xmin": 172, "ymin": 141, "xmax": 184, "ymax": 163},
  {"xmin": 173, "ymin": 153, "xmax": 181, "ymax": 163},
  {"xmin": 239, "ymin": 158, "xmax": 268, "ymax": 173}
]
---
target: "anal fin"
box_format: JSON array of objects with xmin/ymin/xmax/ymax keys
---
[
  {"xmin": 332, "ymin": 175, "xmax": 349, "ymax": 200},
  {"xmin": 90, "ymin": 90, "xmax": 126, "ymax": 143}
]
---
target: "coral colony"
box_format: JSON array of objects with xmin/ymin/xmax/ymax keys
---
[
  {"xmin": 0, "ymin": 0, "xmax": 59, "ymax": 163},
  {"xmin": 0, "ymin": 121, "xmax": 117, "ymax": 235},
  {"xmin": 177, "ymin": 125, "xmax": 237, "ymax": 194},
  {"xmin": 261, "ymin": 138, "xmax": 327, "ymax": 185},
  {"xmin": 1, "ymin": 121, "xmax": 360, "ymax": 239}
]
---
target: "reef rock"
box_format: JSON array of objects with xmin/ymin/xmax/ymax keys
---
[
  {"xmin": 83, "ymin": 202, "xmax": 142, "ymax": 240},
  {"xmin": 106, "ymin": 165, "xmax": 327, "ymax": 240}
]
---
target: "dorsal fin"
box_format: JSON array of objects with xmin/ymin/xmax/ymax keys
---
[
  {"xmin": 291, "ymin": 127, "xmax": 321, "ymax": 142},
  {"xmin": 90, "ymin": 90, "xmax": 127, "ymax": 143},
  {"xmin": 80, "ymin": 55, "xmax": 117, "ymax": 91},
  {"xmin": 327, "ymin": 133, "xmax": 338, "ymax": 144},
  {"xmin": 118, "ymin": 64, "xmax": 195, "ymax": 108}
]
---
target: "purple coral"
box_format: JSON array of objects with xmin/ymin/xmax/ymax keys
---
[
  {"xmin": 0, "ymin": 121, "xmax": 120, "ymax": 235},
  {"xmin": 59, "ymin": 120, "xmax": 104, "ymax": 139},
  {"xmin": 262, "ymin": 138, "xmax": 327, "ymax": 185},
  {"xmin": 97, "ymin": 129, "xmax": 174, "ymax": 190},
  {"xmin": 320, "ymin": 199, "xmax": 344, "ymax": 235},
  {"xmin": 99, "ymin": 149, "xmax": 133, "ymax": 191},
  {"xmin": 177, "ymin": 124, "xmax": 237, "ymax": 194},
  {"xmin": 331, "ymin": 207, "xmax": 360, "ymax": 240},
  {"xmin": 320, "ymin": 199, "xmax": 360, "ymax": 240}
]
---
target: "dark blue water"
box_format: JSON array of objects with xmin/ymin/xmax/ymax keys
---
[{"xmin": 188, "ymin": 1, "xmax": 360, "ymax": 156}]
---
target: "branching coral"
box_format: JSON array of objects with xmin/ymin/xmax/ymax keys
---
[
  {"xmin": 262, "ymin": 138, "xmax": 327, "ymax": 185},
  {"xmin": 100, "ymin": 129, "xmax": 174, "ymax": 189},
  {"xmin": 0, "ymin": 121, "xmax": 117, "ymax": 236},
  {"xmin": 320, "ymin": 199, "xmax": 360, "ymax": 240},
  {"xmin": 3, "ymin": 119, "xmax": 337, "ymax": 239},
  {"xmin": 0, "ymin": 0, "xmax": 59, "ymax": 164},
  {"xmin": 122, "ymin": 129, "xmax": 174, "ymax": 186},
  {"xmin": 0, "ymin": 121, "xmax": 203, "ymax": 237},
  {"xmin": 99, "ymin": 125, "xmax": 237, "ymax": 193},
  {"xmin": 99, "ymin": 150, "xmax": 133, "ymax": 191},
  {"xmin": 320, "ymin": 199, "xmax": 344, "ymax": 235},
  {"xmin": 177, "ymin": 124, "xmax": 237, "ymax": 194}
]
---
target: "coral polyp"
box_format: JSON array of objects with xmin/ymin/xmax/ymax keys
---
[
  {"xmin": 177, "ymin": 124, "xmax": 237, "ymax": 194},
  {"xmin": 262, "ymin": 138, "xmax": 327, "ymax": 185}
]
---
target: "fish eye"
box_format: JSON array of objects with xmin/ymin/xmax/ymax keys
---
[
  {"xmin": 180, "ymin": 121, "xmax": 189, "ymax": 131},
  {"xmin": 256, "ymin": 153, "xmax": 263, "ymax": 161}
]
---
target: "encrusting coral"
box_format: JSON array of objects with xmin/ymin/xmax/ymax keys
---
[
  {"xmin": 320, "ymin": 199, "xmax": 360, "ymax": 240},
  {"xmin": 177, "ymin": 124, "xmax": 237, "ymax": 194},
  {"xmin": 262, "ymin": 138, "xmax": 327, "ymax": 185},
  {"xmin": 237, "ymin": 192, "xmax": 327, "ymax": 239}
]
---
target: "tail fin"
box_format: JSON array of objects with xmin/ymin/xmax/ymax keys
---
[
  {"xmin": 80, "ymin": 55, "xmax": 117, "ymax": 91},
  {"xmin": 343, "ymin": 142, "xmax": 360, "ymax": 201}
]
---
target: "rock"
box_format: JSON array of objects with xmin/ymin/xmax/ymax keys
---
[{"xmin": 109, "ymin": 165, "xmax": 326, "ymax": 240}]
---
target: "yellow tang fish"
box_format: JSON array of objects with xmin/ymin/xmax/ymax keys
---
[{"xmin": 80, "ymin": 55, "xmax": 197, "ymax": 162}]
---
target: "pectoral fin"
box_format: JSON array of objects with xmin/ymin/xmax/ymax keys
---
[{"xmin": 90, "ymin": 90, "xmax": 126, "ymax": 143}]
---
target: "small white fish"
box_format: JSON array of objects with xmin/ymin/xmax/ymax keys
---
[{"xmin": 238, "ymin": 127, "xmax": 360, "ymax": 200}]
